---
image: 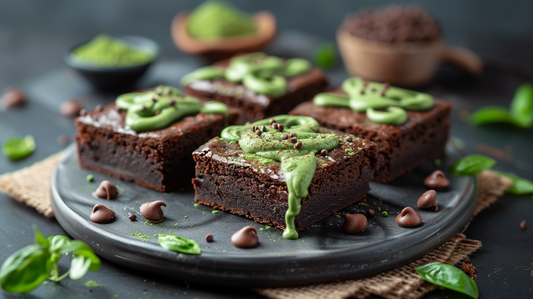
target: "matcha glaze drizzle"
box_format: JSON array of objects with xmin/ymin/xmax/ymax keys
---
[
  {"xmin": 181, "ymin": 52, "xmax": 312, "ymax": 97},
  {"xmin": 221, "ymin": 115, "xmax": 340, "ymax": 239},
  {"xmin": 313, "ymin": 77, "xmax": 435, "ymax": 125},
  {"xmin": 116, "ymin": 85, "xmax": 228, "ymax": 131}
]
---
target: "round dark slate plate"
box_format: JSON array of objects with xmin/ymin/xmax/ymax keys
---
[{"xmin": 51, "ymin": 143, "xmax": 476, "ymax": 288}]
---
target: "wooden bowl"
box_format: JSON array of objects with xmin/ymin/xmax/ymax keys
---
[{"xmin": 171, "ymin": 11, "xmax": 276, "ymax": 63}]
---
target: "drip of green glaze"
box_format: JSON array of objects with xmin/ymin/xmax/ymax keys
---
[
  {"xmin": 313, "ymin": 77, "xmax": 435, "ymax": 125},
  {"xmin": 115, "ymin": 85, "xmax": 228, "ymax": 131},
  {"xmin": 181, "ymin": 52, "xmax": 312, "ymax": 97},
  {"xmin": 220, "ymin": 115, "xmax": 339, "ymax": 239}
]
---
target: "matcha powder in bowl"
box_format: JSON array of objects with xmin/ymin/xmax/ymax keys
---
[{"xmin": 186, "ymin": 1, "xmax": 258, "ymax": 39}]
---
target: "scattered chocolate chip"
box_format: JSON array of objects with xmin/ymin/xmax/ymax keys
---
[
  {"xmin": 345, "ymin": 136, "xmax": 353, "ymax": 142},
  {"xmin": 520, "ymin": 221, "xmax": 526, "ymax": 230},
  {"xmin": 57, "ymin": 134, "xmax": 69, "ymax": 146},
  {"xmin": 251, "ymin": 126, "xmax": 257, "ymax": 132},
  {"xmin": 290, "ymin": 137, "xmax": 297, "ymax": 143},
  {"xmin": 320, "ymin": 149, "xmax": 328, "ymax": 156},
  {"xmin": 205, "ymin": 234, "xmax": 214, "ymax": 242},
  {"xmin": 154, "ymin": 110, "xmax": 161, "ymax": 116},
  {"xmin": 277, "ymin": 124, "xmax": 285, "ymax": 132},
  {"xmin": 396, "ymin": 207, "xmax": 422, "ymax": 227},
  {"xmin": 1, "ymin": 87, "xmax": 26, "ymax": 108},
  {"xmin": 269, "ymin": 119, "xmax": 276, "ymax": 125},
  {"xmin": 140, "ymin": 105, "xmax": 146, "ymax": 112},
  {"xmin": 129, "ymin": 213, "xmax": 137, "ymax": 221},
  {"xmin": 342, "ymin": 214, "xmax": 367, "ymax": 234},
  {"xmin": 294, "ymin": 141, "xmax": 303, "ymax": 149},
  {"xmin": 261, "ymin": 125, "xmax": 267, "ymax": 132},
  {"xmin": 366, "ymin": 209, "xmax": 375, "ymax": 217},
  {"xmin": 140, "ymin": 200, "xmax": 167, "ymax": 223},
  {"xmin": 95, "ymin": 180, "xmax": 119, "ymax": 200},
  {"xmin": 424, "ymin": 170, "xmax": 450, "ymax": 189},
  {"xmin": 271, "ymin": 123, "xmax": 278, "ymax": 130},
  {"xmin": 255, "ymin": 129, "xmax": 262, "ymax": 136},
  {"xmin": 90, "ymin": 204, "xmax": 115, "ymax": 223},
  {"xmin": 290, "ymin": 132, "xmax": 297, "ymax": 138},
  {"xmin": 281, "ymin": 134, "xmax": 288, "ymax": 140},
  {"xmin": 79, "ymin": 108, "xmax": 87, "ymax": 116},
  {"xmin": 60, "ymin": 100, "xmax": 85, "ymax": 117},
  {"xmin": 94, "ymin": 105, "xmax": 102, "ymax": 112},
  {"xmin": 231, "ymin": 226, "xmax": 258, "ymax": 248},
  {"xmin": 168, "ymin": 99, "xmax": 176, "ymax": 105},
  {"xmin": 417, "ymin": 190, "xmax": 438, "ymax": 211}
]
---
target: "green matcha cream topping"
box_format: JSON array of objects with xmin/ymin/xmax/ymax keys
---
[
  {"xmin": 72, "ymin": 34, "xmax": 153, "ymax": 67},
  {"xmin": 186, "ymin": 1, "xmax": 257, "ymax": 39}
]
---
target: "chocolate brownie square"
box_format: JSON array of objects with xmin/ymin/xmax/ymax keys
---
[
  {"xmin": 192, "ymin": 115, "xmax": 378, "ymax": 239},
  {"xmin": 290, "ymin": 78, "xmax": 452, "ymax": 183},
  {"xmin": 75, "ymin": 86, "xmax": 232, "ymax": 192},
  {"xmin": 182, "ymin": 52, "xmax": 328, "ymax": 125}
]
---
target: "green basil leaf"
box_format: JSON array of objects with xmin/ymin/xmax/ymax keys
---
[
  {"xmin": 469, "ymin": 106, "xmax": 514, "ymax": 126},
  {"xmin": 313, "ymin": 42, "xmax": 337, "ymax": 70},
  {"xmin": 158, "ymin": 234, "xmax": 201, "ymax": 255},
  {"xmin": 1, "ymin": 135, "xmax": 36, "ymax": 160},
  {"xmin": 0, "ymin": 244, "xmax": 52, "ymax": 293},
  {"xmin": 495, "ymin": 171, "xmax": 533, "ymax": 194},
  {"xmin": 449, "ymin": 154, "xmax": 496, "ymax": 176},
  {"xmin": 510, "ymin": 83, "xmax": 533, "ymax": 128},
  {"xmin": 74, "ymin": 249, "xmax": 101, "ymax": 272},
  {"xmin": 415, "ymin": 262, "xmax": 479, "ymax": 299},
  {"xmin": 57, "ymin": 240, "xmax": 88, "ymax": 255},
  {"xmin": 33, "ymin": 226, "xmax": 49, "ymax": 249},
  {"xmin": 69, "ymin": 255, "xmax": 92, "ymax": 280},
  {"xmin": 47, "ymin": 235, "xmax": 71, "ymax": 254}
]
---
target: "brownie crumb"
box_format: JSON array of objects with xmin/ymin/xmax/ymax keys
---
[
  {"xmin": 461, "ymin": 259, "xmax": 477, "ymax": 279},
  {"xmin": 366, "ymin": 209, "xmax": 375, "ymax": 217},
  {"xmin": 520, "ymin": 220, "xmax": 526, "ymax": 230}
]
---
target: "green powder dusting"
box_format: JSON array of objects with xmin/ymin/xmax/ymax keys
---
[
  {"xmin": 72, "ymin": 34, "xmax": 153, "ymax": 67},
  {"xmin": 134, "ymin": 232, "xmax": 150, "ymax": 242},
  {"xmin": 212, "ymin": 210, "xmax": 220, "ymax": 214},
  {"xmin": 186, "ymin": 1, "xmax": 257, "ymax": 39},
  {"xmin": 85, "ymin": 280, "xmax": 102, "ymax": 287},
  {"xmin": 382, "ymin": 211, "xmax": 389, "ymax": 217},
  {"xmin": 194, "ymin": 203, "xmax": 200, "ymax": 207}
]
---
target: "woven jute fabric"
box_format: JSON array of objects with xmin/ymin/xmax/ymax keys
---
[{"xmin": 0, "ymin": 155, "xmax": 513, "ymax": 299}]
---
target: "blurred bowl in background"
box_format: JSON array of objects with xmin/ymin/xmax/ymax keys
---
[
  {"xmin": 171, "ymin": 11, "xmax": 276, "ymax": 63},
  {"xmin": 64, "ymin": 35, "xmax": 159, "ymax": 91}
]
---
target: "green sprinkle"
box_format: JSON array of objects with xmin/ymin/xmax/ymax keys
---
[
  {"xmin": 382, "ymin": 211, "xmax": 389, "ymax": 217},
  {"xmin": 313, "ymin": 42, "xmax": 337, "ymax": 69},
  {"xmin": 144, "ymin": 221, "xmax": 154, "ymax": 226},
  {"xmin": 134, "ymin": 232, "xmax": 150, "ymax": 242},
  {"xmin": 2, "ymin": 135, "xmax": 35, "ymax": 160},
  {"xmin": 131, "ymin": 207, "xmax": 135, "ymax": 210},
  {"xmin": 358, "ymin": 202, "xmax": 369, "ymax": 206},
  {"xmin": 265, "ymin": 226, "xmax": 271, "ymax": 230},
  {"xmin": 43, "ymin": 281, "xmax": 48, "ymax": 285},
  {"xmin": 153, "ymin": 234, "xmax": 158, "ymax": 237},
  {"xmin": 212, "ymin": 210, "xmax": 220, "ymax": 214},
  {"xmin": 86, "ymin": 174, "xmax": 94, "ymax": 182},
  {"xmin": 260, "ymin": 228, "xmax": 264, "ymax": 231},
  {"xmin": 335, "ymin": 214, "xmax": 341, "ymax": 218},
  {"xmin": 174, "ymin": 223, "xmax": 178, "ymax": 226},
  {"xmin": 378, "ymin": 207, "xmax": 381, "ymax": 212},
  {"xmin": 357, "ymin": 147, "xmax": 362, "ymax": 150},
  {"xmin": 85, "ymin": 280, "xmax": 102, "ymax": 287},
  {"xmin": 194, "ymin": 203, "xmax": 200, "ymax": 207},
  {"xmin": 184, "ymin": 216, "xmax": 188, "ymax": 218},
  {"xmin": 349, "ymin": 152, "xmax": 355, "ymax": 156},
  {"xmin": 434, "ymin": 158, "xmax": 441, "ymax": 166}
]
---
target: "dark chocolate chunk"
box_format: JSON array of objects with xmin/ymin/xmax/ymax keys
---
[
  {"xmin": 231, "ymin": 226, "xmax": 258, "ymax": 248},
  {"xmin": 342, "ymin": 213, "xmax": 367, "ymax": 234},
  {"xmin": 255, "ymin": 129, "xmax": 262, "ymax": 136},
  {"xmin": 366, "ymin": 209, "xmax": 375, "ymax": 217},
  {"xmin": 417, "ymin": 190, "xmax": 438, "ymax": 211},
  {"xmin": 205, "ymin": 234, "xmax": 214, "ymax": 242},
  {"xmin": 128, "ymin": 213, "xmax": 137, "ymax": 221},
  {"xmin": 269, "ymin": 119, "xmax": 276, "ymax": 125},
  {"xmin": 290, "ymin": 132, "xmax": 297, "ymax": 138},
  {"xmin": 57, "ymin": 134, "xmax": 69, "ymax": 146},
  {"xmin": 294, "ymin": 141, "xmax": 303, "ymax": 149},
  {"xmin": 345, "ymin": 136, "xmax": 353, "ymax": 142},
  {"xmin": 140, "ymin": 200, "xmax": 167, "ymax": 223},
  {"xmin": 261, "ymin": 125, "xmax": 267, "ymax": 132},
  {"xmin": 396, "ymin": 207, "xmax": 422, "ymax": 227},
  {"xmin": 290, "ymin": 137, "xmax": 297, "ymax": 143},
  {"xmin": 61, "ymin": 100, "xmax": 85, "ymax": 117},
  {"xmin": 1, "ymin": 87, "xmax": 26, "ymax": 108},
  {"xmin": 271, "ymin": 123, "xmax": 278, "ymax": 130},
  {"xmin": 90, "ymin": 204, "xmax": 115, "ymax": 223},
  {"xmin": 281, "ymin": 134, "xmax": 288, "ymax": 140},
  {"xmin": 277, "ymin": 124, "xmax": 285, "ymax": 132},
  {"xmin": 320, "ymin": 149, "xmax": 328, "ymax": 156},
  {"xmin": 424, "ymin": 170, "xmax": 450, "ymax": 189},
  {"xmin": 251, "ymin": 126, "xmax": 257, "ymax": 132},
  {"xmin": 95, "ymin": 180, "xmax": 119, "ymax": 200}
]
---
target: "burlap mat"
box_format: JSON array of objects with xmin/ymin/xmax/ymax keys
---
[{"xmin": 0, "ymin": 155, "xmax": 513, "ymax": 299}]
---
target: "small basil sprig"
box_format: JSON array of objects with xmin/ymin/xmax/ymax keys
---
[
  {"xmin": 2, "ymin": 135, "xmax": 35, "ymax": 160},
  {"xmin": 415, "ymin": 262, "xmax": 479, "ymax": 298},
  {"xmin": 494, "ymin": 171, "xmax": 533, "ymax": 195},
  {"xmin": 449, "ymin": 154, "xmax": 496, "ymax": 176},
  {"xmin": 313, "ymin": 42, "xmax": 337, "ymax": 70},
  {"xmin": 469, "ymin": 106, "xmax": 514, "ymax": 126},
  {"xmin": 0, "ymin": 226, "xmax": 101, "ymax": 293},
  {"xmin": 158, "ymin": 234, "xmax": 201, "ymax": 255}
]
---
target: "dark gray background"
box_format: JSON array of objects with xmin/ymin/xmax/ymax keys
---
[{"xmin": 0, "ymin": 1, "xmax": 532, "ymax": 298}]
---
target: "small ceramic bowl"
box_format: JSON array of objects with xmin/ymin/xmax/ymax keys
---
[
  {"xmin": 64, "ymin": 35, "xmax": 159, "ymax": 91},
  {"xmin": 171, "ymin": 11, "xmax": 276, "ymax": 63}
]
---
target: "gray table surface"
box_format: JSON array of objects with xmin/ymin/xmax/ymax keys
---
[{"xmin": 0, "ymin": 1, "xmax": 532, "ymax": 298}]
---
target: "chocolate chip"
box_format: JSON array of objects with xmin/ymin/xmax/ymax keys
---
[
  {"xmin": 345, "ymin": 136, "xmax": 353, "ymax": 142},
  {"xmin": 290, "ymin": 137, "xmax": 297, "ymax": 143},
  {"xmin": 271, "ymin": 123, "xmax": 278, "ymax": 130},
  {"xmin": 269, "ymin": 119, "xmax": 276, "ymax": 125},
  {"xmin": 152, "ymin": 97, "xmax": 157, "ymax": 102},
  {"xmin": 95, "ymin": 180, "xmax": 119, "ymax": 200},
  {"xmin": 95, "ymin": 105, "xmax": 103, "ymax": 112},
  {"xmin": 417, "ymin": 190, "xmax": 438, "ymax": 211},
  {"xmin": 261, "ymin": 125, "xmax": 267, "ymax": 132},
  {"xmin": 231, "ymin": 226, "xmax": 258, "ymax": 248},
  {"xmin": 57, "ymin": 134, "xmax": 69, "ymax": 146},
  {"xmin": 320, "ymin": 149, "xmax": 328, "ymax": 156},
  {"xmin": 168, "ymin": 99, "xmax": 176, "ymax": 105},
  {"xmin": 90, "ymin": 204, "xmax": 115, "ymax": 223},
  {"xmin": 294, "ymin": 141, "xmax": 303, "ymax": 149},
  {"xmin": 396, "ymin": 207, "xmax": 422, "ymax": 227},
  {"xmin": 342, "ymin": 214, "xmax": 367, "ymax": 234},
  {"xmin": 140, "ymin": 200, "xmax": 167, "ymax": 223},
  {"xmin": 281, "ymin": 134, "xmax": 288, "ymax": 140},
  {"xmin": 520, "ymin": 221, "xmax": 526, "ymax": 230},
  {"xmin": 129, "ymin": 213, "xmax": 137, "ymax": 221},
  {"xmin": 366, "ymin": 209, "xmax": 375, "ymax": 217},
  {"xmin": 424, "ymin": 170, "xmax": 450, "ymax": 189},
  {"xmin": 140, "ymin": 105, "xmax": 146, "ymax": 112},
  {"xmin": 290, "ymin": 132, "xmax": 297, "ymax": 138},
  {"xmin": 1, "ymin": 87, "xmax": 26, "ymax": 108},
  {"xmin": 60, "ymin": 100, "xmax": 85, "ymax": 117},
  {"xmin": 278, "ymin": 124, "xmax": 285, "ymax": 132},
  {"xmin": 154, "ymin": 110, "xmax": 161, "ymax": 116},
  {"xmin": 251, "ymin": 126, "xmax": 257, "ymax": 132},
  {"xmin": 205, "ymin": 234, "xmax": 214, "ymax": 242},
  {"xmin": 255, "ymin": 129, "xmax": 262, "ymax": 136}
]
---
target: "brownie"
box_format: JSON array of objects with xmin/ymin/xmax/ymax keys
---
[
  {"xmin": 290, "ymin": 87, "xmax": 452, "ymax": 183},
  {"xmin": 183, "ymin": 53, "xmax": 328, "ymax": 124},
  {"xmin": 75, "ymin": 97, "xmax": 235, "ymax": 192},
  {"xmin": 192, "ymin": 116, "xmax": 378, "ymax": 234}
]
